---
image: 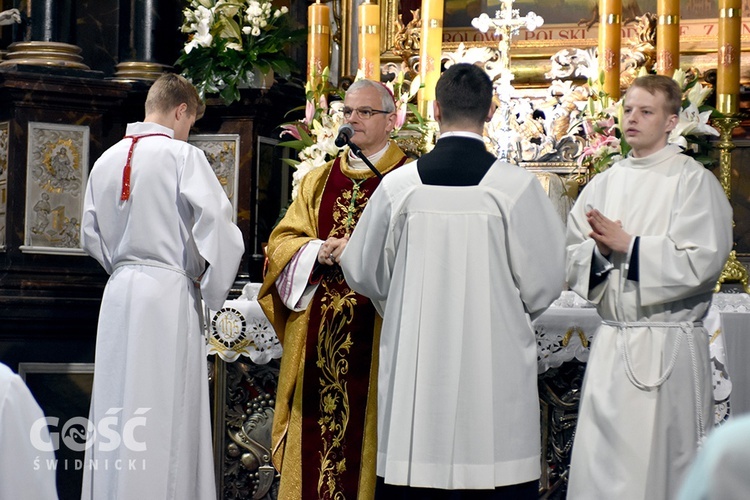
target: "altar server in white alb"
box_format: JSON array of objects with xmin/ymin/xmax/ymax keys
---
[
  {"xmin": 0, "ymin": 362, "xmax": 58, "ymax": 500},
  {"xmin": 566, "ymin": 74, "xmax": 733, "ymax": 500},
  {"xmin": 340, "ymin": 63, "xmax": 566, "ymax": 497},
  {"xmin": 80, "ymin": 73, "xmax": 244, "ymax": 500}
]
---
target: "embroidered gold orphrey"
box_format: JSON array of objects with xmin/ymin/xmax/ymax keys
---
[
  {"xmin": 316, "ymin": 275, "xmax": 358, "ymax": 497},
  {"xmin": 301, "ymin": 158, "xmax": 381, "ymax": 499}
]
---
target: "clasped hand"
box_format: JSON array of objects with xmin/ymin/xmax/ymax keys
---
[
  {"xmin": 587, "ymin": 209, "xmax": 632, "ymax": 257},
  {"xmin": 318, "ymin": 236, "xmax": 349, "ymax": 265}
]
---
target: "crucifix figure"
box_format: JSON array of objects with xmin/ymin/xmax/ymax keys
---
[{"xmin": 472, "ymin": 1, "xmax": 544, "ymax": 161}]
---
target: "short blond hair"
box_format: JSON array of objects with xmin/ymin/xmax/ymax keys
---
[
  {"xmin": 628, "ymin": 75, "xmax": 682, "ymax": 116},
  {"xmin": 145, "ymin": 73, "xmax": 205, "ymax": 119}
]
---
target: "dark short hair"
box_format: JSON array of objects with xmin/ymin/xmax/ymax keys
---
[
  {"xmin": 145, "ymin": 73, "xmax": 206, "ymax": 119},
  {"xmin": 627, "ymin": 75, "xmax": 682, "ymax": 116},
  {"xmin": 435, "ymin": 63, "xmax": 493, "ymax": 126}
]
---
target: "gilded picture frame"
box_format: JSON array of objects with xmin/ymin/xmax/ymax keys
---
[{"xmin": 21, "ymin": 122, "xmax": 89, "ymax": 256}]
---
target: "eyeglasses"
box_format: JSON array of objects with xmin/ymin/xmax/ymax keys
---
[{"xmin": 342, "ymin": 106, "xmax": 391, "ymax": 120}]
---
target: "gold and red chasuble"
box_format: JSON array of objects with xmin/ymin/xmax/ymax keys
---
[{"xmin": 300, "ymin": 155, "xmax": 404, "ymax": 499}]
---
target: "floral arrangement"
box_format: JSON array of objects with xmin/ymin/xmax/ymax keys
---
[
  {"xmin": 278, "ymin": 68, "xmax": 426, "ymax": 200},
  {"xmin": 576, "ymin": 69, "xmax": 720, "ymax": 174},
  {"xmin": 177, "ymin": 0, "xmax": 305, "ymax": 105}
]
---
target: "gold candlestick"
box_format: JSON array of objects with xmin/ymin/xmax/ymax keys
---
[{"xmin": 712, "ymin": 115, "xmax": 749, "ymax": 293}]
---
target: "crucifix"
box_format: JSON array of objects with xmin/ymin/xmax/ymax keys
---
[{"xmin": 472, "ymin": 1, "xmax": 544, "ymax": 161}]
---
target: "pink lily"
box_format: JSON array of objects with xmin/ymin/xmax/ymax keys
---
[
  {"xmin": 279, "ymin": 124, "xmax": 302, "ymax": 140},
  {"xmin": 304, "ymin": 99, "xmax": 315, "ymax": 125},
  {"xmin": 395, "ymin": 102, "xmax": 407, "ymax": 130},
  {"xmin": 597, "ymin": 116, "xmax": 617, "ymax": 136}
]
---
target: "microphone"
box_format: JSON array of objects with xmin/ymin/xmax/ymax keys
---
[
  {"xmin": 333, "ymin": 123, "xmax": 383, "ymax": 179},
  {"xmin": 334, "ymin": 124, "xmax": 355, "ymax": 148}
]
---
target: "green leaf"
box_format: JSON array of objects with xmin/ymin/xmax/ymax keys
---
[
  {"xmin": 281, "ymin": 158, "xmax": 301, "ymax": 168},
  {"xmin": 277, "ymin": 139, "xmax": 307, "ymax": 150},
  {"xmin": 297, "ymin": 126, "xmax": 313, "ymax": 144},
  {"xmin": 220, "ymin": 84, "xmax": 240, "ymax": 105}
]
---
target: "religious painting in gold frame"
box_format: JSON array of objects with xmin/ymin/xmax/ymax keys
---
[
  {"xmin": 380, "ymin": 0, "xmax": 750, "ymax": 85},
  {"xmin": 21, "ymin": 122, "xmax": 89, "ymax": 256}
]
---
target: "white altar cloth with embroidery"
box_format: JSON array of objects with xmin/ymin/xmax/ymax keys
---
[
  {"xmin": 205, "ymin": 283, "xmax": 282, "ymax": 363},
  {"xmin": 533, "ymin": 291, "xmax": 750, "ymax": 424}
]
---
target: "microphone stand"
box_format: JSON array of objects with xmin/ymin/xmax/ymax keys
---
[{"xmin": 346, "ymin": 140, "xmax": 383, "ymax": 180}]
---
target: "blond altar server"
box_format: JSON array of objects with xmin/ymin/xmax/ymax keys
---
[
  {"xmin": 258, "ymin": 79, "xmax": 408, "ymax": 499},
  {"xmin": 340, "ymin": 63, "xmax": 566, "ymax": 497},
  {"xmin": 80, "ymin": 74, "xmax": 244, "ymax": 499},
  {"xmin": 0, "ymin": 362, "xmax": 58, "ymax": 500},
  {"xmin": 566, "ymin": 75, "xmax": 733, "ymax": 500}
]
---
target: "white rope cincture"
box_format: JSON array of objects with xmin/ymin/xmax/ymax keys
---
[
  {"xmin": 687, "ymin": 328, "xmax": 706, "ymax": 446},
  {"xmin": 113, "ymin": 260, "xmax": 199, "ymax": 284},
  {"xmin": 604, "ymin": 319, "xmax": 706, "ymax": 445}
]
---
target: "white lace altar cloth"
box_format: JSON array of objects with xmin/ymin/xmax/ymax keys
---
[
  {"xmin": 534, "ymin": 291, "xmax": 750, "ymax": 424},
  {"xmin": 205, "ymin": 283, "xmax": 282, "ymax": 364}
]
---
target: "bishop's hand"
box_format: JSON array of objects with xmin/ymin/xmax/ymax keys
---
[{"xmin": 318, "ymin": 235, "xmax": 349, "ymax": 265}]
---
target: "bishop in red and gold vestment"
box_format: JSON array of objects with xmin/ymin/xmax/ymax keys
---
[{"xmin": 259, "ymin": 79, "xmax": 408, "ymax": 500}]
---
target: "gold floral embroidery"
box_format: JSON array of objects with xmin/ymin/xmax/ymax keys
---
[
  {"xmin": 330, "ymin": 180, "xmax": 368, "ymax": 237},
  {"xmin": 316, "ymin": 275, "xmax": 358, "ymax": 499}
]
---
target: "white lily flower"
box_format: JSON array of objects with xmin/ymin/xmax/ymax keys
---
[
  {"xmin": 670, "ymin": 104, "xmax": 719, "ymax": 142},
  {"xmin": 686, "ymin": 83, "xmax": 713, "ymax": 108},
  {"xmin": 184, "ymin": 15, "xmax": 213, "ymax": 53},
  {"xmin": 672, "ymin": 69, "xmax": 687, "ymax": 89},
  {"xmin": 668, "ymin": 134, "xmax": 688, "ymax": 149}
]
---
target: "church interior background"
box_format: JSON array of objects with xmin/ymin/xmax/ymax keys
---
[{"xmin": 1, "ymin": 0, "xmax": 750, "ymax": 498}]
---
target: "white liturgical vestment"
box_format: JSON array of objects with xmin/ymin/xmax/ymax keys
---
[
  {"xmin": 0, "ymin": 363, "xmax": 57, "ymax": 500},
  {"xmin": 81, "ymin": 122, "xmax": 244, "ymax": 500},
  {"xmin": 566, "ymin": 145, "xmax": 733, "ymax": 500},
  {"xmin": 341, "ymin": 160, "xmax": 566, "ymax": 489}
]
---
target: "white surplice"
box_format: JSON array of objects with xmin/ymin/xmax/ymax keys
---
[
  {"xmin": 340, "ymin": 160, "xmax": 566, "ymax": 489},
  {"xmin": 80, "ymin": 122, "xmax": 244, "ymax": 499},
  {"xmin": 566, "ymin": 145, "xmax": 733, "ymax": 500},
  {"xmin": 0, "ymin": 363, "xmax": 58, "ymax": 500}
]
